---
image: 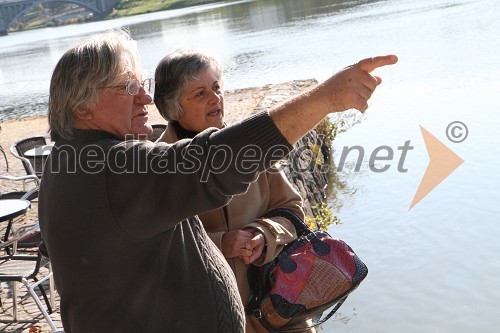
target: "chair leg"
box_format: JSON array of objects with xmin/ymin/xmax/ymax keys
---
[
  {"xmin": 22, "ymin": 277, "xmax": 58, "ymax": 331},
  {"xmin": 34, "ymin": 276, "xmax": 53, "ymax": 314},
  {"xmin": 49, "ymin": 262, "xmax": 55, "ymax": 308},
  {"xmin": 12, "ymin": 280, "xmax": 18, "ymax": 321}
]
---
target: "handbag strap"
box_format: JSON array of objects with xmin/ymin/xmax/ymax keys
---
[{"xmin": 263, "ymin": 208, "xmax": 311, "ymax": 237}]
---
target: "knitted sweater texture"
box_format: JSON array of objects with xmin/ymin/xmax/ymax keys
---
[{"xmin": 39, "ymin": 112, "xmax": 291, "ymax": 333}]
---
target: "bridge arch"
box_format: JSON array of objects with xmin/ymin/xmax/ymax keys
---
[
  {"xmin": 6, "ymin": 0, "xmax": 103, "ymax": 30},
  {"xmin": 1, "ymin": 0, "xmax": 115, "ymax": 34}
]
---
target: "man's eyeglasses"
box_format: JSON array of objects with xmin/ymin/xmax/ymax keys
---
[{"xmin": 107, "ymin": 78, "xmax": 155, "ymax": 96}]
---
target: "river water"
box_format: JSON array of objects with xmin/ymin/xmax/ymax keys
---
[{"xmin": 1, "ymin": 0, "xmax": 499, "ymax": 332}]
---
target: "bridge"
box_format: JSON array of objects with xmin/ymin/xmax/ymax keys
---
[{"xmin": 0, "ymin": 0, "xmax": 117, "ymax": 35}]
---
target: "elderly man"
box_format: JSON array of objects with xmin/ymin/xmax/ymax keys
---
[{"xmin": 39, "ymin": 29, "xmax": 397, "ymax": 333}]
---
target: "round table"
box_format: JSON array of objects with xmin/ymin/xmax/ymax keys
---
[
  {"xmin": 0, "ymin": 199, "xmax": 31, "ymax": 223},
  {"xmin": 23, "ymin": 144, "xmax": 53, "ymax": 157},
  {"xmin": 0, "ymin": 199, "xmax": 32, "ymax": 256}
]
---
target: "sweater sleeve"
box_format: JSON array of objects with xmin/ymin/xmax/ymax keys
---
[{"xmin": 105, "ymin": 112, "xmax": 293, "ymax": 238}]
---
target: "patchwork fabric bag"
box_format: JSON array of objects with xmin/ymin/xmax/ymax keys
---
[{"xmin": 247, "ymin": 209, "xmax": 368, "ymax": 332}]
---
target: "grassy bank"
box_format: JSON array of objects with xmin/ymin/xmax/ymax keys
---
[{"xmin": 110, "ymin": 0, "xmax": 225, "ymax": 17}]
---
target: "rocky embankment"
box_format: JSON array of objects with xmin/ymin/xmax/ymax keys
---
[{"xmin": 224, "ymin": 79, "xmax": 330, "ymax": 219}]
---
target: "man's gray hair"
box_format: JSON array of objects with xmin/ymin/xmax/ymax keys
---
[
  {"xmin": 154, "ymin": 50, "xmax": 223, "ymax": 121},
  {"xmin": 48, "ymin": 29, "xmax": 141, "ymax": 140}
]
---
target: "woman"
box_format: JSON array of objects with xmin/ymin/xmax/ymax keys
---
[{"xmin": 154, "ymin": 50, "xmax": 315, "ymax": 333}]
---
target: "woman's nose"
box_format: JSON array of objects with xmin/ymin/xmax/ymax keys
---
[{"xmin": 208, "ymin": 90, "xmax": 222, "ymax": 104}]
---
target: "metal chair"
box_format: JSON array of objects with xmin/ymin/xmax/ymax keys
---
[
  {"xmin": 0, "ymin": 174, "xmax": 39, "ymax": 199},
  {"xmin": 0, "ymin": 125, "xmax": 8, "ymax": 172},
  {"xmin": 0, "ymin": 146, "xmax": 8, "ymax": 172},
  {"xmin": 0, "ymin": 223, "xmax": 58, "ymax": 331},
  {"xmin": 9, "ymin": 136, "xmax": 48, "ymax": 178},
  {"xmin": 148, "ymin": 124, "xmax": 167, "ymax": 142}
]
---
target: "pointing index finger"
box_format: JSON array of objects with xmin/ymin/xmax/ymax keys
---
[{"xmin": 357, "ymin": 55, "xmax": 398, "ymax": 73}]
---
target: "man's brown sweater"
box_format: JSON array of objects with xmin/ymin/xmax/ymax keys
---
[{"xmin": 39, "ymin": 112, "xmax": 292, "ymax": 333}]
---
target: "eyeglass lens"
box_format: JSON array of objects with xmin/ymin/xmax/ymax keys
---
[
  {"xmin": 126, "ymin": 79, "xmax": 155, "ymax": 96},
  {"xmin": 143, "ymin": 78, "xmax": 155, "ymax": 95}
]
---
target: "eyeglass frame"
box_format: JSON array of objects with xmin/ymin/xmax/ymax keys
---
[{"xmin": 104, "ymin": 78, "xmax": 155, "ymax": 96}]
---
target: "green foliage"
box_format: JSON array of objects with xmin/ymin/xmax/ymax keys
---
[
  {"xmin": 111, "ymin": 0, "xmax": 224, "ymax": 17},
  {"xmin": 305, "ymin": 202, "xmax": 341, "ymax": 232},
  {"xmin": 315, "ymin": 117, "xmax": 347, "ymax": 143},
  {"xmin": 308, "ymin": 142, "xmax": 324, "ymax": 167},
  {"xmin": 310, "ymin": 116, "xmax": 348, "ymax": 168},
  {"xmin": 303, "ymin": 116, "xmax": 353, "ymax": 231}
]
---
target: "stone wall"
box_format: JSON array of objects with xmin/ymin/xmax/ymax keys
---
[{"xmin": 224, "ymin": 79, "xmax": 330, "ymax": 218}]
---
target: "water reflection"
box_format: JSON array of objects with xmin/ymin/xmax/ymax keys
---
[
  {"xmin": 224, "ymin": 50, "xmax": 264, "ymax": 75},
  {"xmin": 326, "ymin": 158, "xmax": 365, "ymax": 214},
  {"xmin": 325, "ymin": 112, "xmax": 367, "ymax": 214},
  {"xmin": 0, "ymin": 0, "xmax": 387, "ymax": 120}
]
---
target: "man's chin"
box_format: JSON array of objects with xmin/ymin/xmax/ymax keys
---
[{"xmin": 131, "ymin": 123, "xmax": 153, "ymax": 139}]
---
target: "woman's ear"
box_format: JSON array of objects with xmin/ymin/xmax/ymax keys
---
[{"xmin": 75, "ymin": 107, "xmax": 93, "ymax": 121}]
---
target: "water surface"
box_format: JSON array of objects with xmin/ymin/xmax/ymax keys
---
[{"xmin": 1, "ymin": 1, "xmax": 499, "ymax": 332}]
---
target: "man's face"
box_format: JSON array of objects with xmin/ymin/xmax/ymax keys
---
[{"xmin": 77, "ymin": 76, "xmax": 153, "ymax": 139}]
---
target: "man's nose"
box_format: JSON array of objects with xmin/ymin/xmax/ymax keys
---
[{"xmin": 135, "ymin": 86, "xmax": 153, "ymax": 104}]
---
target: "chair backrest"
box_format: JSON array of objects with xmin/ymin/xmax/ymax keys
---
[
  {"xmin": 0, "ymin": 175, "xmax": 39, "ymax": 199},
  {"xmin": 0, "ymin": 125, "xmax": 8, "ymax": 172},
  {"xmin": 0, "ymin": 223, "xmax": 40, "ymax": 251},
  {"xmin": 11, "ymin": 136, "xmax": 47, "ymax": 177},
  {"xmin": 149, "ymin": 124, "xmax": 167, "ymax": 142}
]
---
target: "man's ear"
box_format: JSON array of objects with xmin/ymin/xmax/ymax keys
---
[{"xmin": 75, "ymin": 107, "xmax": 93, "ymax": 121}]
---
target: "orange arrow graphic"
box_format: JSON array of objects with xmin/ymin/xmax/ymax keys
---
[{"xmin": 409, "ymin": 126, "xmax": 464, "ymax": 210}]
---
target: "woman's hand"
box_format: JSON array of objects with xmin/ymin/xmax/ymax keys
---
[
  {"xmin": 221, "ymin": 228, "xmax": 266, "ymax": 264},
  {"xmin": 241, "ymin": 233, "xmax": 265, "ymax": 265},
  {"xmin": 220, "ymin": 229, "xmax": 255, "ymax": 259},
  {"xmin": 239, "ymin": 228, "xmax": 265, "ymax": 265}
]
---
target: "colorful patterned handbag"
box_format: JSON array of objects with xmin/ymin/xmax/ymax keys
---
[{"xmin": 247, "ymin": 208, "xmax": 368, "ymax": 332}]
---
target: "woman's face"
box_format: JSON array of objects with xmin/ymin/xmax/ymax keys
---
[{"xmin": 178, "ymin": 68, "xmax": 224, "ymax": 132}]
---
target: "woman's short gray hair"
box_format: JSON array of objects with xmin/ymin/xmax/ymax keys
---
[
  {"xmin": 154, "ymin": 50, "xmax": 223, "ymax": 121},
  {"xmin": 48, "ymin": 29, "xmax": 141, "ymax": 140}
]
